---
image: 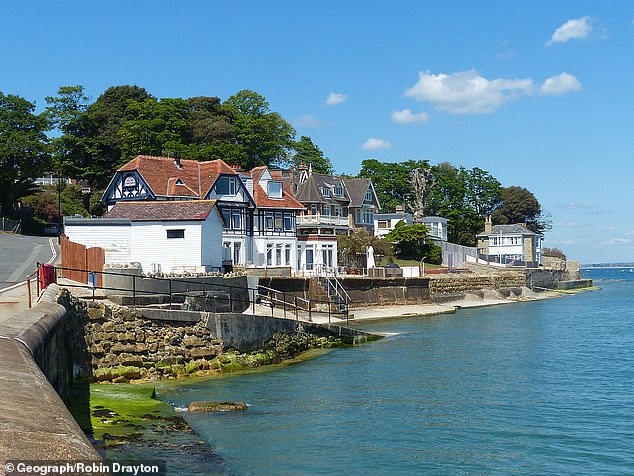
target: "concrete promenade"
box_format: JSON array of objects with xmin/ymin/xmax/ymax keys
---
[{"xmin": 0, "ymin": 285, "xmax": 101, "ymax": 472}]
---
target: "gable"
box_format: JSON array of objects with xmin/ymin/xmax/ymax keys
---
[{"xmin": 102, "ymin": 170, "xmax": 154, "ymax": 203}]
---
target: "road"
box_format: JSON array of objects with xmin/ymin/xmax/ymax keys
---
[{"xmin": 0, "ymin": 233, "xmax": 55, "ymax": 290}]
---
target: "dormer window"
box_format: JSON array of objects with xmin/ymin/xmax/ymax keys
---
[
  {"xmin": 334, "ymin": 184, "xmax": 344, "ymax": 197},
  {"xmin": 216, "ymin": 177, "xmax": 237, "ymax": 195},
  {"xmin": 322, "ymin": 187, "xmax": 331, "ymax": 198},
  {"xmin": 268, "ymin": 181, "xmax": 282, "ymax": 199}
]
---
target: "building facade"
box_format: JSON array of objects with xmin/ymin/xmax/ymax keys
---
[{"xmin": 476, "ymin": 217, "xmax": 543, "ymax": 267}]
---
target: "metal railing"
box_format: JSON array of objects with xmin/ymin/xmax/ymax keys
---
[
  {"xmin": 34, "ymin": 264, "xmax": 350, "ymax": 323},
  {"xmin": 315, "ymin": 265, "xmax": 351, "ymax": 317}
]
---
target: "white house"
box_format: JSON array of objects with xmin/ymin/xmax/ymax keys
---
[
  {"xmin": 476, "ymin": 217, "xmax": 543, "ymax": 267},
  {"xmin": 374, "ymin": 210, "xmax": 448, "ymax": 242},
  {"xmin": 64, "ymin": 200, "xmax": 223, "ymax": 274}
]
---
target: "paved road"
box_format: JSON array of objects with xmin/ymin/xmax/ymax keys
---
[{"xmin": 0, "ymin": 233, "xmax": 55, "ymax": 289}]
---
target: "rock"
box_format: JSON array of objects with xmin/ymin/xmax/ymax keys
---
[{"xmin": 188, "ymin": 401, "xmax": 248, "ymax": 412}]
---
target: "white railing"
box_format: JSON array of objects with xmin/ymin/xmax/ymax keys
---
[{"xmin": 296, "ymin": 215, "xmax": 349, "ymax": 227}]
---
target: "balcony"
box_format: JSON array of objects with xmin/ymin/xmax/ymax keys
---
[{"xmin": 296, "ymin": 215, "xmax": 349, "ymax": 227}]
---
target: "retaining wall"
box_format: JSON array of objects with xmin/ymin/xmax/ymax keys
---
[{"xmin": 0, "ymin": 285, "xmax": 101, "ymax": 466}]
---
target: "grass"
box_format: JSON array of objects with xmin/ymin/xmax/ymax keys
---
[{"xmin": 378, "ymin": 257, "xmax": 445, "ymax": 268}]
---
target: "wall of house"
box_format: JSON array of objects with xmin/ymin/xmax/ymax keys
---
[
  {"xmin": 64, "ymin": 220, "xmax": 131, "ymax": 264},
  {"xmin": 131, "ymin": 221, "xmax": 203, "ymax": 273},
  {"xmin": 201, "ymin": 211, "xmax": 223, "ymax": 270},
  {"xmin": 253, "ymin": 235, "xmax": 297, "ymax": 269}
]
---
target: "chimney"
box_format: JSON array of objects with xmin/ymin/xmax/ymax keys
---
[
  {"xmin": 173, "ymin": 152, "xmax": 182, "ymax": 170},
  {"xmin": 484, "ymin": 216, "xmax": 493, "ymax": 234},
  {"xmin": 395, "ymin": 204, "xmax": 404, "ymax": 213}
]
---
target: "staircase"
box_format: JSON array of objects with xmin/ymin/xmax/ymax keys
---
[{"xmin": 313, "ymin": 266, "xmax": 351, "ymax": 315}]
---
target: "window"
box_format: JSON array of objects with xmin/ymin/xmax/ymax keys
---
[
  {"xmin": 334, "ymin": 206, "xmax": 342, "ymax": 217},
  {"xmin": 334, "ymin": 184, "xmax": 344, "ymax": 197},
  {"xmin": 266, "ymin": 244, "xmax": 273, "ymax": 266},
  {"xmin": 265, "ymin": 211, "xmax": 274, "ymax": 230},
  {"xmin": 275, "ymin": 246, "xmax": 282, "ymax": 266},
  {"xmin": 233, "ymin": 242, "xmax": 241, "ymax": 265},
  {"xmin": 310, "ymin": 204, "xmax": 318, "ymax": 215},
  {"xmin": 166, "ymin": 229, "xmax": 185, "ymax": 239},
  {"xmin": 305, "ymin": 247, "xmax": 314, "ymax": 270},
  {"xmin": 365, "ymin": 189, "xmax": 373, "ymax": 201},
  {"xmin": 377, "ymin": 220, "xmax": 388, "ymax": 229},
  {"xmin": 283, "ymin": 212, "xmax": 294, "ymax": 231},
  {"xmin": 356, "ymin": 209, "xmax": 373, "ymax": 224},
  {"xmin": 285, "ymin": 244, "xmax": 291, "ymax": 266},
  {"xmin": 232, "ymin": 209, "xmax": 242, "ymax": 230},
  {"xmin": 216, "ymin": 177, "xmax": 237, "ymax": 195},
  {"xmin": 322, "ymin": 187, "xmax": 331, "ymax": 198},
  {"xmin": 268, "ymin": 181, "xmax": 282, "ymax": 198},
  {"xmin": 275, "ymin": 212, "xmax": 283, "ymax": 230},
  {"xmin": 323, "ymin": 206, "xmax": 331, "ymax": 216}
]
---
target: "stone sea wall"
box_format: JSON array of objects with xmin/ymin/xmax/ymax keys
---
[
  {"xmin": 60, "ymin": 290, "xmax": 374, "ymax": 383},
  {"xmin": 428, "ymin": 273, "xmax": 527, "ymax": 300}
]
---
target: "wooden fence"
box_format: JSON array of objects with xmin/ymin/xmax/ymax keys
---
[{"xmin": 60, "ymin": 236, "xmax": 105, "ymax": 286}]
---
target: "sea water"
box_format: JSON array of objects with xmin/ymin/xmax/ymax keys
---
[{"xmin": 156, "ymin": 268, "xmax": 634, "ymax": 475}]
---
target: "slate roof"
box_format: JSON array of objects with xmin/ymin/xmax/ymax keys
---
[
  {"xmin": 106, "ymin": 200, "xmax": 217, "ymax": 221},
  {"xmin": 295, "ymin": 173, "xmax": 350, "ymax": 205},
  {"xmin": 248, "ymin": 167, "xmax": 304, "ymax": 210},
  {"xmin": 343, "ymin": 178, "xmax": 374, "ymax": 207},
  {"xmin": 116, "ymin": 155, "xmax": 237, "ymax": 198},
  {"xmin": 477, "ymin": 224, "xmax": 539, "ymax": 237}
]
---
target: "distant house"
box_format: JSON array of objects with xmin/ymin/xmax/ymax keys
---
[
  {"xmin": 64, "ymin": 200, "xmax": 223, "ymax": 274},
  {"xmin": 476, "ymin": 217, "xmax": 543, "ymax": 267},
  {"xmin": 374, "ymin": 208, "xmax": 448, "ymax": 242},
  {"xmin": 293, "ymin": 166, "xmax": 380, "ymax": 274}
]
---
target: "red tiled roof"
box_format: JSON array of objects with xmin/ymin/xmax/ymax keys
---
[
  {"xmin": 248, "ymin": 167, "xmax": 304, "ymax": 210},
  {"xmin": 117, "ymin": 155, "xmax": 236, "ymax": 199},
  {"xmin": 106, "ymin": 200, "xmax": 217, "ymax": 221}
]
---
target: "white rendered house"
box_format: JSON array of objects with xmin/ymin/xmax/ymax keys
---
[{"xmin": 64, "ymin": 200, "xmax": 223, "ymax": 274}]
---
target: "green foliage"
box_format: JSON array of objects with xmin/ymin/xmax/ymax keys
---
[
  {"xmin": 425, "ymin": 162, "xmax": 503, "ymax": 246},
  {"xmin": 224, "ymin": 90, "xmax": 296, "ymax": 169},
  {"xmin": 338, "ymin": 227, "xmax": 394, "ymax": 260},
  {"xmin": 289, "ymin": 136, "xmax": 333, "ymax": 174},
  {"xmin": 0, "ymin": 92, "xmax": 51, "ymax": 217},
  {"xmin": 358, "ymin": 159, "xmax": 429, "ymax": 212},
  {"xmin": 491, "ymin": 186, "xmax": 551, "ymax": 233},
  {"xmin": 543, "ymin": 247, "xmax": 566, "ymax": 259},
  {"xmin": 21, "ymin": 184, "xmax": 89, "ymax": 223}
]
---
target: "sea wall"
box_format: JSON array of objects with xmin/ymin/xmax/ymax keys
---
[
  {"xmin": 0, "ymin": 285, "xmax": 101, "ymax": 465},
  {"xmin": 62, "ymin": 292, "xmax": 377, "ymax": 383},
  {"xmin": 428, "ymin": 273, "xmax": 527, "ymax": 302}
]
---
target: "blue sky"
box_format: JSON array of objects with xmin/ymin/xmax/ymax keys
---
[{"xmin": 2, "ymin": 1, "xmax": 633, "ymax": 264}]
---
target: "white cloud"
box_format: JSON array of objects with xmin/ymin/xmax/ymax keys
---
[
  {"xmin": 391, "ymin": 109, "xmax": 431, "ymax": 124},
  {"xmin": 547, "ymin": 17, "xmax": 592, "ymax": 45},
  {"xmin": 605, "ymin": 238, "xmax": 632, "ymax": 245},
  {"xmin": 362, "ymin": 138, "xmax": 392, "ymax": 151},
  {"xmin": 540, "ymin": 73, "xmax": 582, "ymax": 95},
  {"xmin": 326, "ymin": 92, "xmax": 348, "ymax": 106},
  {"xmin": 404, "ymin": 70, "xmax": 534, "ymax": 114},
  {"xmin": 295, "ymin": 114, "xmax": 322, "ymax": 128}
]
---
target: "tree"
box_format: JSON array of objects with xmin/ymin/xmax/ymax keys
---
[
  {"xmin": 81, "ymin": 85, "xmax": 154, "ymax": 187},
  {"xmin": 410, "ymin": 167, "xmax": 435, "ymax": 223},
  {"xmin": 385, "ymin": 221, "xmax": 442, "ymax": 263},
  {"xmin": 224, "ymin": 90, "xmax": 296, "ymax": 169},
  {"xmin": 45, "ymin": 85, "xmax": 90, "ymax": 178},
  {"xmin": 338, "ymin": 227, "xmax": 394, "ymax": 266},
  {"xmin": 119, "ymin": 97, "xmax": 192, "ymax": 160},
  {"xmin": 491, "ymin": 186, "xmax": 551, "ymax": 233},
  {"xmin": 21, "ymin": 183, "xmax": 89, "ymax": 223},
  {"xmin": 543, "ymin": 247, "xmax": 566, "ymax": 259},
  {"xmin": 289, "ymin": 136, "xmax": 333, "ymax": 174},
  {"xmin": 0, "ymin": 92, "xmax": 51, "ymax": 217},
  {"xmin": 358, "ymin": 159, "xmax": 429, "ymax": 212}
]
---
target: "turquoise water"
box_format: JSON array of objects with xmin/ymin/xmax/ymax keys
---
[{"xmin": 158, "ymin": 269, "xmax": 634, "ymax": 475}]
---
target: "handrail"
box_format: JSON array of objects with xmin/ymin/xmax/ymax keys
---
[{"xmin": 43, "ymin": 264, "xmax": 349, "ymax": 322}]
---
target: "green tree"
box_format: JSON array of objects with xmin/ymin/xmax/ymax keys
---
[
  {"xmin": 45, "ymin": 85, "xmax": 90, "ymax": 179},
  {"xmin": 358, "ymin": 159, "xmax": 429, "ymax": 212},
  {"xmin": 290, "ymin": 136, "xmax": 333, "ymax": 174},
  {"xmin": 338, "ymin": 227, "xmax": 394, "ymax": 266},
  {"xmin": 21, "ymin": 183, "xmax": 89, "ymax": 223},
  {"xmin": 0, "ymin": 92, "xmax": 51, "ymax": 217},
  {"xmin": 119, "ymin": 97, "xmax": 192, "ymax": 160},
  {"xmin": 385, "ymin": 221, "xmax": 441, "ymax": 262},
  {"xmin": 491, "ymin": 186, "xmax": 551, "ymax": 233},
  {"xmin": 224, "ymin": 90, "xmax": 296, "ymax": 169},
  {"xmin": 81, "ymin": 85, "xmax": 153, "ymax": 187}
]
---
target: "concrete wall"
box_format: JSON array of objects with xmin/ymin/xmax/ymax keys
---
[{"xmin": 0, "ymin": 285, "xmax": 101, "ymax": 464}]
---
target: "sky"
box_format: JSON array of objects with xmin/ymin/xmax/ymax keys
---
[{"xmin": 1, "ymin": 1, "xmax": 633, "ymax": 264}]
